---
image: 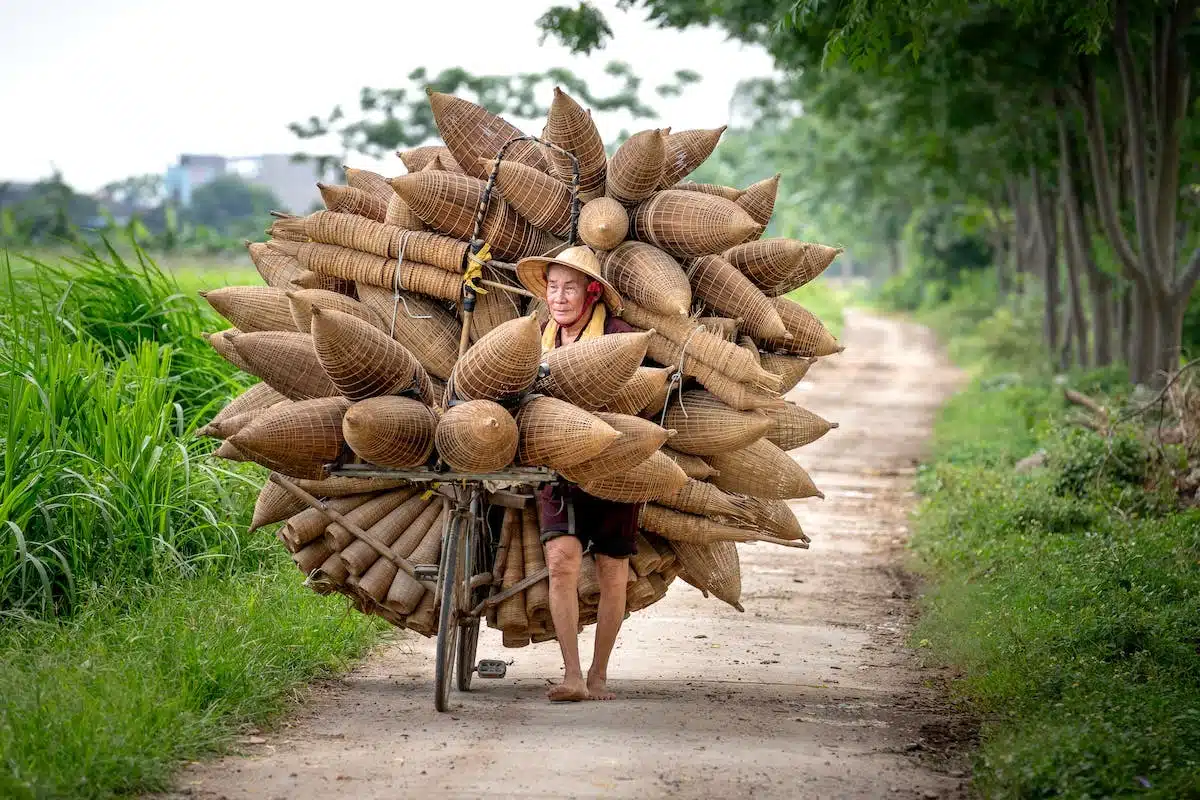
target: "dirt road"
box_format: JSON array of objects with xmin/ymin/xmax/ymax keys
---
[{"xmin": 165, "ymin": 311, "xmax": 968, "ymax": 799}]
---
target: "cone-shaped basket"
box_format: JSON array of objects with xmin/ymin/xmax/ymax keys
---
[
  {"xmin": 671, "ymin": 182, "xmax": 742, "ymax": 202},
  {"xmin": 202, "ymin": 286, "xmax": 298, "ymax": 333},
  {"xmin": 599, "ymin": 365, "xmax": 674, "ymax": 416},
  {"xmin": 448, "ymin": 316, "xmax": 541, "ymax": 402},
  {"xmin": 467, "ymin": 267, "xmax": 523, "ymax": 343},
  {"xmin": 560, "ymin": 412, "xmax": 673, "ymax": 484},
  {"xmin": 765, "ymin": 402, "xmax": 837, "ymax": 451},
  {"xmin": 385, "ymin": 193, "xmax": 427, "ymax": 231},
  {"xmin": 758, "ymin": 298, "xmax": 841, "ymax": 357},
  {"xmin": 686, "ymin": 255, "xmax": 787, "ymax": 340},
  {"xmin": 231, "ymin": 332, "xmax": 340, "ymax": 400},
  {"xmin": 661, "ymin": 390, "xmax": 771, "ymax": 456},
  {"xmin": 724, "ymin": 239, "xmax": 840, "ymax": 294},
  {"xmin": 319, "ymin": 183, "xmax": 387, "ymax": 222},
  {"xmin": 661, "ymin": 447, "xmax": 719, "ymax": 480},
  {"xmin": 643, "ymin": 332, "xmax": 783, "ymax": 412},
  {"xmin": 203, "ymin": 329, "xmax": 252, "ymax": 373},
  {"xmin": 736, "ymin": 174, "xmax": 780, "ymax": 233},
  {"xmin": 427, "ymin": 90, "xmax": 548, "ymax": 180},
  {"xmin": 741, "ymin": 497, "xmax": 808, "ymax": 543},
  {"xmin": 606, "ymin": 129, "xmax": 666, "ymax": 205},
  {"xmin": 273, "ymin": 212, "xmax": 467, "ymax": 270},
  {"xmin": 759, "ymin": 353, "xmax": 813, "ymax": 394},
  {"xmin": 542, "ymin": 87, "xmax": 607, "ymax": 200},
  {"xmin": 229, "ymin": 396, "xmax": 351, "ymax": 479},
  {"xmin": 287, "ymin": 288, "xmax": 380, "ymax": 333},
  {"xmin": 344, "ymin": 166, "xmax": 393, "ymax": 205},
  {"xmin": 247, "ymin": 242, "xmax": 306, "ymax": 289},
  {"xmin": 497, "ymin": 517, "xmax": 528, "ymax": 634},
  {"xmin": 399, "ymin": 145, "xmax": 463, "ymax": 174},
  {"xmin": 249, "ymin": 479, "xmax": 307, "ymax": 532},
  {"xmin": 487, "ymin": 158, "xmax": 572, "ymax": 238},
  {"xmin": 435, "ymin": 400, "xmax": 519, "ymax": 472},
  {"xmin": 659, "ymin": 127, "xmax": 726, "ymax": 187},
  {"xmin": 708, "ymin": 438, "xmax": 822, "ymax": 500},
  {"xmin": 356, "ymin": 285, "xmax": 461, "ymax": 381},
  {"xmin": 268, "ymin": 240, "xmax": 461, "ymax": 301},
  {"xmin": 578, "ymin": 197, "xmax": 628, "ymax": 251},
  {"xmin": 671, "ymin": 539, "xmax": 743, "ymax": 611},
  {"xmin": 602, "ymin": 242, "xmax": 691, "ymax": 317},
  {"xmin": 311, "ymin": 307, "xmax": 435, "ymax": 403},
  {"xmin": 343, "ymin": 396, "xmax": 438, "ymax": 468},
  {"xmin": 657, "ymin": 479, "xmax": 756, "ymax": 524},
  {"xmin": 630, "ymin": 190, "xmax": 762, "ymax": 258},
  {"xmin": 535, "ymin": 330, "xmax": 652, "ymax": 411},
  {"xmin": 641, "ymin": 505, "xmax": 797, "ymax": 548},
  {"xmin": 579, "ymin": 451, "xmax": 687, "ymax": 503},
  {"xmin": 515, "ymin": 396, "xmax": 621, "ymax": 471}
]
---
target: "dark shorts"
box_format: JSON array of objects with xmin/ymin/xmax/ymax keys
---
[{"xmin": 537, "ymin": 482, "xmax": 639, "ymax": 559}]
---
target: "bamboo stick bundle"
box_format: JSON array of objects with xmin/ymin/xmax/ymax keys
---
[
  {"xmin": 341, "ymin": 494, "xmax": 439, "ymax": 576},
  {"xmin": 267, "ymin": 240, "xmax": 461, "ymax": 301},
  {"xmin": 281, "ymin": 494, "xmax": 378, "ymax": 551},
  {"xmin": 270, "ymin": 213, "xmax": 467, "ymax": 271}
]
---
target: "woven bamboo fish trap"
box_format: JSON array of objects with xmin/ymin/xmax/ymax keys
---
[
  {"xmin": 207, "ymin": 382, "xmax": 288, "ymax": 434},
  {"xmin": 266, "ymin": 212, "xmax": 307, "ymax": 243},
  {"xmin": 310, "ymin": 307, "xmax": 435, "ymax": 403},
  {"xmin": 398, "ymin": 145, "xmax": 463, "ymax": 174},
  {"xmin": 203, "ymin": 329, "xmax": 252, "ymax": 372},
  {"xmin": 630, "ymin": 532, "xmax": 663, "ymax": 576},
  {"xmin": 497, "ymin": 518, "xmax": 528, "ymax": 634},
  {"xmin": 606, "ymin": 129, "xmax": 667, "ymax": 205},
  {"xmin": 249, "ymin": 480, "xmax": 309, "ymax": 531},
  {"xmin": 708, "ymin": 438, "xmax": 822, "ymax": 500},
  {"xmin": 670, "ymin": 182, "xmax": 743, "ymax": 202},
  {"xmin": 486, "ymin": 158, "xmax": 572, "ymax": 238},
  {"xmin": 735, "ymin": 174, "xmax": 780, "ymax": 234},
  {"xmin": 641, "ymin": 505, "xmax": 799, "ymax": 548},
  {"xmin": 765, "ymin": 402, "xmax": 837, "ymax": 451},
  {"xmin": 292, "ymin": 537, "xmax": 333, "ymax": 573},
  {"xmin": 560, "ymin": 412, "xmax": 673, "ymax": 484},
  {"xmin": 657, "ymin": 479, "xmax": 756, "ymax": 523},
  {"xmin": 390, "ymin": 171, "xmax": 558, "ymax": 262},
  {"xmin": 323, "ymin": 488, "xmax": 421, "ymax": 551},
  {"xmin": 578, "ymin": 197, "xmax": 628, "ymax": 251},
  {"xmin": 196, "ymin": 400, "xmax": 285, "ymax": 440},
  {"xmin": 724, "ymin": 239, "xmax": 841, "ymax": 294},
  {"xmin": 343, "ymin": 166, "xmax": 394, "ymax": 206},
  {"xmin": 659, "ymin": 127, "xmax": 726, "ymax": 187},
  {"xmin": 521, "ymin": 505, "xmax": 551, "ymax": 625},
  {"xmin": 660, "ymin": 447, "xmax": 719, "ymax": 480},
  {"xmin": 602, "ymin": 242, "xmax": 691, "ymax": 317},
  {"xmin": 201, "ymin": 286, "xmax": 298, "ymax": 333},
  {"xmin": 403, "ymin": 589, "xmax": 438, "ymax": 636},
  {"xmin": 515, "ymin": 396, "xmax": 621, "ymax": 470},
  {"xmin": 661, "ymin": 389, "xmax": 770, "ymax": 455},
  {"xmin": 385, "ymin": 193, "xmax": 427, "ymax": 231},
  {"xmin": 643, "ymin": 332, "xmax": 783, "ymax": 412},
  {"xmin": 280, "ymin": 494, "xmax": 376, "ymax": 551},
  {"xmin": 435, "ymin": 400, "xmax": 518, "ymax": 472},
  {"xmin": 246, "ymin": 241, "xmax": 307, "ymax": 289},
  {"xmin": 231, "ymin": 331, "xmax": 340, "ymax": 400},
  {"xmin": 685, "ymin": 254, "xmax": 788, "ymax": 340},
  {"xmin": 696, "ymin": 316, "xmax": 739, "ymax": 341},
  {"xmin": 427, "ymin": 90, "xmax": 548, "ymax": 180},
  {"xmin": 342, "ymin": 396, "xmax": 438, "ymax": 468},
  {"xmin": 228, "ymin": 396, "xmax": 351, "ymax": 480},
  {"xmin": 288, "ymin": 473, "xmax": 408, "ymax": 498},
  {"xmin": 355, "ymin": 285, "xmax": 461, "ymax": 381},
  {"xmin": 271, "ymin": 213, "xmax": 467, "ymax": 270},
  {"xmin": 319, "ymin": 183, "xmax": 387, "ymax": 222},
  {"xmin": 213, "ymin": 440, "xmax": 247, "ymax": 462},
  {"xmin": 630, "ymin": 190, "xmax": 762, "ymax": 258},
  {"xmin": 671, "ymin": 539, "xmax": 743, "ymax": 611},
  {"xmin": 542, "ymin": 87, "xmax": 607, "ymax": 200},
  {"xmin": 448, "ymin": 316, "xmax": 541, "ymax": 402},
  {"xmin": 626, "ymin": 575, "xmax": 657, "ymax": 611},
  {"xmin": 341, "ymin": 495, "xmax": 439, "ymax": 576},
  {"xmin": 535, "ymin": 330, "xmax": 652, "ymax": 410},
  {"xmin": 267, "ymin": 240, "xmax": 461, "ymax": 301},
  {"xmin": 575, "ymin": 553, "xmax": 601, "ymax": 604},
  {"xmin": 759, "ymin": 353, "xmax": 813, "ymax": 392},
  {"xmin": 741, "ymin": 497, "xmax": 808, "ymax": 543},
  {"xmin": 758, "ymin": 298, "xmax": 842, "ymax": 357},
  {"xmin": 579, "ymin": 451, "xmax": 687, "ymax": 503},
  {"xmin": 599, "ymin": 365, "xmax": 674, "ymax": 416},
  {"xmin": 738, "ymin": 335, "xmax": 760, "ymax": 365},
  {"xmin": 351, "ymin": 507, "xmax": 439, "ymax": 608},
  {"xmin": 287, "ymin": 289, "xmax": 380, "ymax": 333},
  {"xmin": 467, "ymin": 267, "xmax": 523, "ymax": 343}
]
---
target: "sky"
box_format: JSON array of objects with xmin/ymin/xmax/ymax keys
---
[{"xmin": 0, "ymin": 0, "xmax": 776, "ymax": 193}]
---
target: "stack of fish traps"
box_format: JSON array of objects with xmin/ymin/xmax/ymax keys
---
[{"xmin": 198, "ymin": 86, "xmax": 843, "ymax": 643}]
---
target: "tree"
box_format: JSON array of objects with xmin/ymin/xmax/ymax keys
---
[{"xmin": 185, "ymin": 175, "xmax": 280, "ymax": 238}]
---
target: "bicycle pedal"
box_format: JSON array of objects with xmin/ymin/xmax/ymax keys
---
[
  {"xmin": 413, "ymin": 565, "xmax": 439, "ymax": 581},
  {"xmin": 476, "ymin": 659, "xmax": 507, "ymax": 679}
]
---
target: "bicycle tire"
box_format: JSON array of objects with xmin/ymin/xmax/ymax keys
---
[
  {"xmin": 433, "ymin": 511, "xmax": 460, "ymax": 712},
  {"xmin": 456, "ymin": 514, "xmax": 485, "ymax": 691}
]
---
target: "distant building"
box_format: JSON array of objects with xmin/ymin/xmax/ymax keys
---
[{"xmin": 164, "ymin": 153, "xmax": 334, "ymax": 213}]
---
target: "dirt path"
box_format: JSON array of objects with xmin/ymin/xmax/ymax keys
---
[{"xmin": 164, "ymin": 311, "xmax": 968, "ymax": 800}]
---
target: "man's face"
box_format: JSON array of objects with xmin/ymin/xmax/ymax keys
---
[{"xmin": 545, "ymin": 264, "xmax": 589, "ymax": 327}]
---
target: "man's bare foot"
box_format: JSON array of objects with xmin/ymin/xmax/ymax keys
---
[
  {"xmin": 586, "ymin": 671, "xmax": 615, "ymax": 701},
  {"xmin": 547, "ymin": 678, "xmax": 589, "ymax": 702}
]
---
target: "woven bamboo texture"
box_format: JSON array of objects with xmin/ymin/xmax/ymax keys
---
[
  {"xmin": 344, "ymin": 167, "xmax": 394, "ymax": 206},
  {"xmin": 202, "ymin": 286, "xmax": 298, "ymax": 333},
  {"xmin": 356, "ymin": 285, "xmax": 461, "ymax": 380},
  {"xmin": 686, "ymin": 255, "xmax": 788, "ymax": 340},
  {"xmin": 735, "ymin": 174, "xmax": 781, "ymax": 236},
  {"xmin": 268, "ymin": 240, "xmax": 461, "ymax": 301},
  {"xmin": 289, "ymin": 474, "xmax": 407, "ymax": 497},
  {"xmin": 287, "ymin": 289, "xmax": 380, "ymax": 333},
  {"xmin": 661, "ymin": 389, "xmax": 771, "ymax": 455},
  {"xmin": 724, "ymin": 239, "xmax": 840, "ymax": 294},
  {"xmin": 274, "ymin": 213, "xmax": 466, "ymax": 270},
  {"xmin": 229, "ymin": 396, "xmax": 351, "ymax": 480},
  {"xmin": 267, "ymin": 213, "xmax": 308, "ymax": 243},
  {"xmin": 281, "ymin": 494, "xmax": 375, "ymax": 551},
  {"xmin": 323, "ymin": 488, "xmax": 420, "ymax": 550},
  {"xmin": 342, "ymin": 396, "xmax": 438, "ymax": 468},
  {"xmin": 434, "ymin": 400, "xmax": 518, "ymax": 472},
  {"xmin": 497, "ymin": 513, "xmax": 528, "ymax": 634},
  {"xmin": 560, "ymin": 412, "xmax": 673, "ymax": 484},
  {"xmin": 292, "ymin": 538, "xmax": 332, "ymax": 573},
  {"xmin": 758, "ymin": 353, "xmax": 813, "ymax": 392},
  {"xmin": 641, "ymin": 504, "xmax": 786, "ymax": 547},
  {"xmin": 534, "ymin": 330, "xmax": 651, "ymax": 410},
  {"xmin": 213, "ymin": 440, "xmax": 247, "ymax": 462},
  {"xmin": 467, "ymin": 267, "xmax": 523, "ymax": 343},
  {"xmin": 696, "ymin": 316, "xmax": 739, "ymax": 341},
  {"xmin": 758, "ymin": 298, "xmax": 841, "ymax": 357},
  {"xmin": 390, "ymin": 171, "xmax": 558, "ymax": 261},
  {"xmin": 599, "ymin": 365, "xmax": 674, "ymax": 416},
  {"xmin": 659, "ymin": 127, "xmax": 726, "ymax": 187},
  {"xmin": 488, "ymin": 159, "xmax": 572, "ymax": 238},
  {"xmin": 708, "ymin": 438, "xmax": 822, "ymax": 500},
  {"xmin": 515, "ymin": 396, "xmax": 621, "ymax": 470},
  {"xmin": 203, "ymin": 329, "xmax": 252, "ymax": 373},
  {"xmin": 661, "ymin": 447, "xmax": 719, "ymax": 480},
  {"xmin": 543, "ymin": 87, "xmax": 607, "ymax": 200},
  {"xmin": 738, "ymin": 336, "xmax": 761, "ymax": 366},
  {"xmin": 342, "ymin": 494, "xmax": 438, "ymax": 576},
  {"xmin": 250, "ymin": 480, "xmax": 308, "ymax": 531},
  {"xmin": 630, "ymin": 190, "xmax": 762, "ymax": 258},
  {"xmin": 197, "ymin": 402, "xmax": 284, "ymax": 440},
  {"xmin": 398, "ymin": 145, "xmax": 463, "ymax": 174},
  {"xmin": 741, "ymin": 497, "xmax": 808, "ymax": 542},
  {"xmin": 576, "ymin": 553, "xmax": 601, "ymax": 603},
  {"xmin": 630, "ymin": 532, "xmax": 663, "ymax": 576},
  {"xmin": 246, "ymin": 242, "xmax": 306, "ymax": 288},
  {"xmin": 231, "ymin": 332, "xmax": 340, "ymax": 400},
  {"xmin": 448, "ymin": 316, "xmax": 541, "ymax": 402},
  {"xmin": 310, "ymin": 307, "xmax": 435, "ymax": 403},
  {"xmin": 319, "ymin": 183, "xmax": 387, "ymax": 222},
  {"xmin": 606, "ymin": 129, "xmax": 666, "ymax": 205},
  {"xmin": 521, "ymin": 505, "xmax": 551, "ymax": 625},
  {"xmin": 601, "ymin": 242, "xmax": 691, "ymax": 317},
  {"xmin": 670, "ymin": 182, "xmax": 742, "ymax": 202},
  {"xmin": 626, "ymin": 575, "xmax": 656, "ymax": 611},
  {"xmin": 385, "ymin": 193, "xmax": 427, "ymax": 231},
  {"xmin": 765, "ymin": 402, "xmax": 836, "ymax": 451},
  {"xmin": 643, "ymin": 332, "xmax": 783, "ymax": 412},
  {"xmin": 579, "ymin": 451, "xmax": 687, "ymax": 502},
  {"xmin": 671, "ymin": 539, "xmax": 742, "ymax": 611},
  {"xmin": 403, "ymin": 589, "xmax": 438, "ymax": 635},
  {"xmin": 427, "ymin": 90, "xmax": 548, "ymax": 180},
  {"xmin": 657, "ymin": 479, "xmax": 756, "ymax": 524},
  {"xmin": 578, "ymin": 197, "xmax": 628, "ymax": 251}
]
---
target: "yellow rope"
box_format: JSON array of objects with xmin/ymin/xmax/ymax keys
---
[{"xmin": 463, "ymin": 242, "xmax": 492, "ymax": 294}]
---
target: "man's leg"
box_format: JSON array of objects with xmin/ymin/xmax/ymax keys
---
[
  {"xmin": 544, "ymin": 534, "xmax": 588, "ymax": 701},
  {"xmin": 587, "ymin": 554, "xmax": 629, "ymax": 701}
]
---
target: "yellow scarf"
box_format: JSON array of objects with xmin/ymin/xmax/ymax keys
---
[{"xmin": 541, "ymin": 304, "xmax": 607, "ymax": 352}]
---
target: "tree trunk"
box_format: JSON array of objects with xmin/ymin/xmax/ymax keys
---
[
  {"xmin": 1155, "ymin": 291, "xmax": 1188, "ymax": 375},
  {"xmin": 1030, "ymin": 166, "xmax": 1060, "ymax": 362},
  {"xmin": 1056, "ymin": 102, "xmax": 1090, "ymax": 368},
  {"xmin": 1089, "ymin": 270, "xmax": 1114, "ymax": 367},
  {"xmin": 1130, "ymin": 279, "xmax": 1161, "ymax": 384},
  {"xmin": 886, "ymin": 239, "xmax": 902, "ymax": 277}
]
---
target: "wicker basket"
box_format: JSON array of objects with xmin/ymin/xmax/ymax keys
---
[
  {"xmin": 246, "ymin": 242, "xmax": 307, "ymax": 289},
  {"xmin": 708, "ymin": 438, "xmax": 822, "ymax": 500},
  {"xmin": 757, "ymin": 298, "xmax": 842, "ymax": 357},
  {"xmin": 630, "ymin": 190, "xmax": 762, "ymax": 258},
  {"xmin": 231, "ymin": 331, "xmax": 340, "ymax": 400},
  {"xmin": 578, "ymin": 197, "xmax": 628, "ymax": 251},
  {"xmin": 203, "ymin": 329, "xmax": 253, "ymax": 373},
  {"xmin": 343, "ymin": 166, "xmax": 393, "ymax": 205},
  {"xmin": 515, "ymin": 396, "xmax": 621, "ymax": 470},
  {"xmin": 287, "ymin": 289, "xmax": 381, "ymax": 333},
  {"xmin": 735, "ymin": 174, "xmax": 780, "ymax": 236},
  {"xmin": 671, "ymin": 539, "xmax": 743, "ymax": 611},
  {"xmin": 427, "ymin": 90, "xmax": 548, "ymax": 180},
  {"xmin": 657, "ymin": 479, "xmax": 756, "ymax": 524},
  {"xmin": 318, "ymin": 183, "xmax": 387, "ymax": 222},
  {"xmin": 229, "ymin": 396, "xmax": 351, "ymax": 479},
  {"xmin": 579, "ymin": 451, "xmax": 687, "ymax": 502},
  {"xmin": 606, "ymin": 129, "xmax": 667, "ymax": 206},
  {"xmin": 385, "ymin": 193, "xmax": 427, "ymax": 231},
  {"xmin": 643, "ymin": 332, "xmax": 783, "ymax": 412},
  {"xmin": 196, "ymin": 400, "xmax": 286, "ymax": 441},
  {"xmin": 659, "ymin": 127, "xmax": 726, "ymax": 187},
  {"xmin": 599, "ymin": 365, "xmax": 674, "ymax": 416},
  {"xmin": 661, "ymin": 389, "xmax": 771, "ymax": 456},
  {"xmin": 765, "ymin": 402, "xmax": 837, "ymax": 451},
  {"xmin": 488, "ymin": 158, "xmax": 573, "ymax": 238},
  {"xmin": 724, "ymin": 239, "xmax": 841, "ymax": 294},
  {"xmin": 268, "ymin": 240, "xmax": 461, "ymax": 301},
  {"xmin": 398, "ymin": 145, "xmax": 463, "ymax": 174},
  {"xmin": 342, "ymin": 396, "xmax": 438, "ymax": 468},
  {"xmin": 758, "ymin": 353, "xmax": 813, "ymax": 393},
  {"xmin": 696, "ymin": 316, "xmax": 739, "ymax": 341},
  {"xmin": 201, "ymin": 286, "xmax": 298, "ymax": 334},
  {"xmin": 560, "ymin": 412, "xmax": 673, "ymax": 484},
  {"xmin": 640, "ymin": 505, "xmax": 789, "ymax": 547},
  {"xmin": 535, "ymin": 330, "xmax": 651, "ymax": 410},
  {"xmin": 356, "ymin": 285, "xmax": 461, "ymax": 381},
  {"xmin": 602, "ymin": 242, "xmax": 691, "ymax": 317},
  {"xmin": 288, "ymin": 473, "xmax": 408, "ymax": 497},
  {"xmin": 738, "ymin": 335, "xmax": 760, "ymax": 365},
  {"xmin": 740, "ymin": 497, "xmax": 808, "ymax": 542},
  {"xmin": 660, "ymin": 447, "xmax": 719, "ymax": 480},
  {"xmin": 310, "ymin": 307, "xmax": 435, "ymax": 403},
  {"xmin": 280, "ymin": 494, "xmax": 377, "ymax": 551},
  {"xmin": 686, "ymin": 255, "xmax": 788, "ymax": 340},
  {"xmin": 542, "ymin": 87, "xmax": 607, "ymax": 201},
  {"xmin": 630, "ymin": 531, "xmax": 663, "ymax": 576},
  {"xmin": 272, "ymin": 213, "xmax": 466, "ymax": 270},
  {"xmin": 670, "ymin": 182, "xmax": 742, "ymax": 202},
  {"xmin": 249, "ymin": 480, "xmax": 308, "ymax": 532},
  {"xmin": 448, "ymin": 316, "xmax": 541, "ymax": 402},
  {"xmin": 435, "ymin": 400, "xmax": 519, "ymax": 472}
]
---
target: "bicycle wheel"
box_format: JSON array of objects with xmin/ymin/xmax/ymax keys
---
[
  {"xmin": 456, "ymin": 514, "xmax": 485, "ymax": 691},
  {"xmin": 433, "ymin": 510, "xmax": 461, "ymax": 712}
]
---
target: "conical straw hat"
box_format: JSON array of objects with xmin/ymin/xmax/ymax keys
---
[
  {"xmin": 231, "ymin": 331, "xmax": 340, "ymax": 400},
  {"xmin": 629, "ymin": 190, "xmax": 762, "ymax": 258},
  {"xmin": 281, "ymin": 493, "xmax": 377, "ymax": 551},
  {"xmin": 486, "ymin": 158, "xmax": 573, "ymax": 238},
  {"xmin": 201, "ymin": 286, "xmax": 298, "ymax": 333},
  {"xmin": 758, "ymin": 353, "xmax": 813, "ymax": 393},
  {"xmin": 229, "ymin": 396, "xmax": 351, "ymax": 480},
  {"xmin": 287, "ymin": 289, "xmax": 381, "ymax": 333},
  {"xmin": 606, "ymin": 129, "xmax": 667, "ymax": 205},
  {"xmin": 249, "ymin": 479, "xmax": 307, "ymax": 532},
  {"xmin": 670, "ymin": 539, "xmax": 743, "ymax": 611},
  {"xmin": 318, "ymin": 183, "xmax": 387, "ymax": 222},
  {"xmin": 764, "ymin": 402, "xmax": 837, "ymax": 451},
  {"xmin": 685, "ymin": 255, "xmax": 788, "ymax": 340},
  {"xmin": 426, "ymin": 90, "xmax": 548, "ymax": 180},
  {"xmin": 599, "ymin": 365, "xmax": 675, "ymax": 416},
  {"xmin": 448, "ymin": 316, "xmax": 541, "ymax": 402},
  {"xmin": 736, "ymin": 174, "xmax": 781, "ymax": 236},
  {"xmin": 601, "ymin": 242, "xmax": 690, "ymax": 317},
  {"xmin": 578, "ymin": 451, "xmax": 687, "ymax": 503},
  {"xmin": 514, "ymin": 245, "xmax": 622, "ymax": 313},
  {"xmin": 542, "ymin": 87, "xmax": 608, "ymax": 200},
  {"xmin": 757, "ymin": 298, "xmax": 841, "ymax": 357},
  {"xmin": 515, "ymin": 396, "xmax": 621, "ymax": 470},
  {"xmin": 670, "ymin": 182, "xmax": 742, "ymax": 202},
  {"xmin": 534, "ymin": 330, "xmax": 652, "ymax": 410},
  {"xmin": 342, "ymin": 396, "xmax": 438, "ymax": 468},
  {"xmin": 356, "ymin": 285, "xmax": 461, "ymax": 381},
  {"xmin": 708, "ymin": 438, "xmax": 822, "ymax": 500},
  {"xmin": 659, "ymin": 126, "xmax": 726, "ymax": 187},
  {"xmin": 310, "ymin": 307, "xmax": 435, "ymax": 403},
  {"xmin": 660, "ymin": 447, "xmax": 719, "ymax": 480},
  {"xmin": 434, "ymin": 400, "xmax": 519, "ymax": 472},
  {"xmin": 662, "ymin": 390, "xmax": 771, "ymax": 456},
  {"xmin": 560, "ymin": 412, "xmax": 673, "ymax": 484},
  {"xmin": 578, "ymin": 197, "xmax": 628, "ymax": 251}
]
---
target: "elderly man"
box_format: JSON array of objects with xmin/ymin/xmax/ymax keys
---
[{"xmin": 516, "ymin": 245, "xmax": 639, "ymax": 702}]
